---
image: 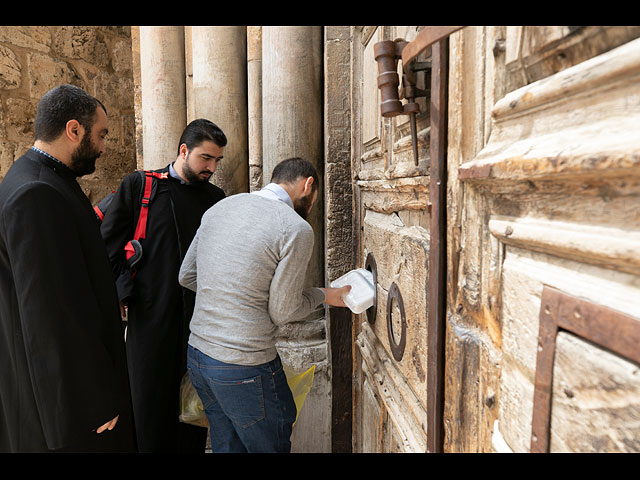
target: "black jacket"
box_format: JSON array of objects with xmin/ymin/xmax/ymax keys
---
[{"xmin": 0, "ymin": 148, "xmax": 134, "ymax": 452}]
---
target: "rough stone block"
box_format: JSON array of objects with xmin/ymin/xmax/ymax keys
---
[
  {"xmin": 5, "ymin": 98, "xmax": 36, "ymax": 140},
  {"xmin": 52, "ymin": 26, "xmax": 109, "ymax": 68},
  {"xmin": 28, "ymin": 52, "xmax": 82, "ymax": 99},
  {"xmin": 0, "ymin": 26, "xmax": 51, "ymax": 52},
  {"xmin": 0, "ymin": 45, "xmax": 21, "ymax": 90}
]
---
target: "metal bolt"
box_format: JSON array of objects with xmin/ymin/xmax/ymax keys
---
[{"xmin": 485, "ymin": 394, "xmax": 495, "ymax": 408}]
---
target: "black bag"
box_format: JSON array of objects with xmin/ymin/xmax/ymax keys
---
[{"xmin": 94, "ymin": 170, "xmax": 168, "ymax": 270}]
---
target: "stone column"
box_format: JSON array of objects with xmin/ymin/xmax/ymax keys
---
[
  {"xmin": 247, "ymin": 26, "xmax": 263, "ymax": 192},
  {"xmin": 262, "ymin": 25, "xmax": 326, "ymax": 453},
  {"xmin": 190, "ymin": 26, "xmax": 248, "ymax": 195},
  {"xmin": 138, "ymin": 26, "xmax": 187, "ymax": 170},
  {"xmin": 262, "ymin": 26, "xmax": 324, "ymax": 293}
]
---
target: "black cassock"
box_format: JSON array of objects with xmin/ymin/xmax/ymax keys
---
[
  {"xmin": 100, "ymin": 165, "xmax": 225, "ymax": 452},
  {"xmin": 0, "ymin": 149, "xmax": 135, "ymax": 452}
]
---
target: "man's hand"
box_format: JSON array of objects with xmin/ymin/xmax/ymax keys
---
[
  {"xmin": 96, "ymin": 415, "xmax": 119, "ymax": 434},
  {"xmin": 321, "ymin": 285, "xmax": 352, "ymax": 308}
]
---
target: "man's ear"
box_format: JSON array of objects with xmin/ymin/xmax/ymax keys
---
[
  {"xmin": 303, "ymin": 176, "xmax": 314, "ymax": 195},
  {"xmin": 65, "ymin": 119, "xmax": 84, "ymax": 145},
  {"xmin": 178, "ymin": 143, "xmax": 189, "ymax": 159}
]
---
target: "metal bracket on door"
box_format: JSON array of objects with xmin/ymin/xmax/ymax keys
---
[
  {"xmin": 374, "ymin": 39, "xmax": 429, "ymax": 165},
  {"xmin": 387, "ymin": 282, "xmax": 407, "ymax": 361},
  {"xmin": 374, "ymin": 27, "xmax": 464, "ymax": 166}
]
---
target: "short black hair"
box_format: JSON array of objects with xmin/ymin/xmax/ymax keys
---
[
  {"xmin": 177, "ymin": 119, "xmax": 227, "ymax": 155},
  {"xmin": 271, "ymin": 157, "xmax": 319, "ymax": 191},
  {"xmin": 34, "ymin": 84, "xmax": 106, "ymax": 142}
]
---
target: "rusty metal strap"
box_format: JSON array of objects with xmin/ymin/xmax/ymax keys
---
[
  {"xmin": 531, "ymin": 286, "xmax": 640, "ymax": 453},
  {"xmin": 401, "ymin": 26, "xmax": 465, "ymax": 70}
]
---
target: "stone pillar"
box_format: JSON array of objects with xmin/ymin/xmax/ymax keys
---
[
  {"xmin": 262, "ymin": 26, "xmax": 324, "ymax": 293},
  {"xmin": 190, "ymin": 26, "xmax": 248, "ymax": 195},
  {"xmin": 247, "ymin": 26, "xmax": 263, "ymax": 192},
  {"xmin": 262, "ymin": 26, "xmax": 326, "ymax": 453},
  {"xmin": 138, "ymin": 26, "xmax": 187, "ymax": 170}
]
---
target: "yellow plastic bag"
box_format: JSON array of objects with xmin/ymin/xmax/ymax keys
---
[
  {"xmin": 179, "ymin": 372, "xmax": 209, "ymax": 428},
  {"xmin": 283, "ymin": 364, "xmax": 316, "ymax": 425},
  {"xmin": 179, "ymin": 364, "xmax": 316, "ymax": 428}
]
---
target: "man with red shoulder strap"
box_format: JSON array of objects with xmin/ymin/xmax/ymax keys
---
[{"xmin": 100, "ymin": 119, "xmax": 226, "ymax": 453}]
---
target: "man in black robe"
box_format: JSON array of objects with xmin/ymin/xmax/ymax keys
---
[
  {"xmin": 100, "ymin": 119, "xmax": 227, "ymax": 452},
  {"xmin": 0, "ymin": 84, "xmax": 135, "ymax": 452}
]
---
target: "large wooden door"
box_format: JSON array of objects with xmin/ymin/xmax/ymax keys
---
[
  {"xmin": 350, "ymin": 26, "xmax": 445, "ymax": 453},
  {"xmin": 448, "ymin": 26, "xmax": 640, "ymax": 452}
]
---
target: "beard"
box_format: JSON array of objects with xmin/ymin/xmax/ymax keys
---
[
  {"xmin": 293, "ymin": 191, "xmax": 314, "ymax": 220},
  {"xmin": 182, "ymin": 152, "xmax": 213, "ymax": 185},
  {"xmin": 70, "ymin": 132, "xmax": 100, "ymax": 177}
]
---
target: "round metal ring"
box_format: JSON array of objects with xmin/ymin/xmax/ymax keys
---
[
  {"xmin": 386, "ymin": 282, "xmax": 406, "ymax": 361},
  {"xmin": 365, "ymin": 252, "xmax": 378, "ymax": 324}
]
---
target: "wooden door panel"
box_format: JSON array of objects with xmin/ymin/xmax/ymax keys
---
[
  {"xmin": 497, "ymin": 244, "xmax": 640, "ymax": 451},
  {"xmin": 352, "ymin": 26, "xmax": 433, "ymax": 453},
  {"xmin": 550, "ymin": 332, "xmax": 640, "ymax": 452},
  {"xmin": 504, "ymin": 26, "xmax": 640, "ymax": 93},
  {"xmin": 458, "ymin": 32, "xmax": 640, "ymax": 452},
  {"xmin": 363, "ymin": 211, "xmax": 428, "ymax": 389},
  {"xmin": 357, "ymin": 321, "xmax": 428, "ymax": 452},
  {"xmin": 359, "ymin": 27, "xmax": 384, "ymax": 181},
  {"xmin": 360, "ymin": 377, "xmax": 381, "ymax": 453}
]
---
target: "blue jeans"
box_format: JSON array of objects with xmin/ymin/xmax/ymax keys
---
[{"xmin": 186, "ymin": 345, "xmax": 297, "ymax": 453}]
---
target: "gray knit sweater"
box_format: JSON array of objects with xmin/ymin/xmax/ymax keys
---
[{"xmin": 179, "ymin": 187, "xmax": 326, "ymax": 366}]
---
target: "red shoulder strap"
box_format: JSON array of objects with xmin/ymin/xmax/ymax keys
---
[
  {"xmin": 125, "ymin": 171, "xmax": 168, "ymax": 261},
  {"xmin": 133, "ymin": 170, "xmax": 168, "ymax": 241}
]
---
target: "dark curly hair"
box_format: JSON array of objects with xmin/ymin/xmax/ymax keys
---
[
  {"xmin": 176, "ymin": 119, "xmax": 227, "ymax": 155},
  {"xmin": 34, "ymin": 84, "xmax": 106, "ymax": 142},
  {"xmin": 271, "ymin": 157, "xmax": 319, "ymax": 192}
]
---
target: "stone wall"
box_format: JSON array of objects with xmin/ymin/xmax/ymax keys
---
[{"xmin": 0, "ymin": 26, "xmax": 136, "ymax": 204}]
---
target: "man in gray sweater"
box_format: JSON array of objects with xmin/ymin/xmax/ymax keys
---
[{"xmin": 179, "ymin": 157, "xmax": 350, "ymax": 453}]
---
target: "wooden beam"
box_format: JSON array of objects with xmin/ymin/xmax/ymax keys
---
[
  {"xmin": 402, "ymin": 26, "xmax": 464, "ymax": 69},
  {"xmin": 426, "ymin": 37, "xmax": 449, "ymax": 453}
]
